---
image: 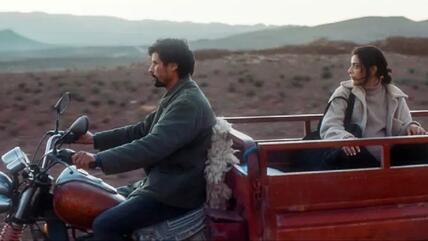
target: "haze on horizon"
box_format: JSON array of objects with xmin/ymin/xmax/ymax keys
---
[{"xmin": 0, "ymin": 0, "xmax": 427, "ymax": 26}]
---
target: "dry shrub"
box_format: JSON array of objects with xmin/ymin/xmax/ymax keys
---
[
  {"xmin": 373, "ymin": 37, "xmax": 428, "ymax": 56},
  {"xmin": 194, "ymin": 49, "xmax": 234, "ymax": 60}
]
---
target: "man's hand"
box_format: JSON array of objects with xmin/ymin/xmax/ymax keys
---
[
  {"xmin": 74, "ymin": 131, "xmax": 94, "ymax": 145},
  {"xmin": 406, "ymin": 124, "xmax": 426, "ymax": 135},
  {"xmin": 72, "ymin": 151, "xmax": 96, "ymax": 169},
  {"xmin": 342, "ymin": 146, "xmax": 360, "ymax": 156}
]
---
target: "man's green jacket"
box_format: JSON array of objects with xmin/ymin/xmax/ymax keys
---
[{"xmin": 94, "ymin": 77, "xmax": 216, "ymax": 209}]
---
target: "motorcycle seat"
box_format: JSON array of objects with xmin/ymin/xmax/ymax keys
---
[{"xmin": 132, "ymin": 206, "xmax": 206, "ymax": 241}]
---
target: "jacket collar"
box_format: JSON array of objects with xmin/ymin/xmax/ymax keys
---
[
  {"xmin": 340, "ymin": 80, "xmax": 408, "ymax": 98},
  {"xmin": 160, "ymin": 77, "xmax": 192, "ymax": 106}
]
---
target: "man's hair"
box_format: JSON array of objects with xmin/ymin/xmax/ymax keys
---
[
  {"xmin": 352, "ymin": 46, "xmax": 392, "ymax": 84},
  {"xmin": 148, "ymin": 38, "xmax": 195, "ymax": 79}
]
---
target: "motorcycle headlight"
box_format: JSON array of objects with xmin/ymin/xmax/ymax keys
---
[
  {"xmin": 1, "ymin": 147, "xmax": 30, "ymax": 174},
  {"xmin": 0, "ymin": 171, "xmax": 12, "ymax": 213},
  {"xmin": 0, "ymin": 171, "xmax": 12, "ymax": 195},
  {"xmin": 0, "ymin": 195, "xmax": 11, "ymax": 213}
]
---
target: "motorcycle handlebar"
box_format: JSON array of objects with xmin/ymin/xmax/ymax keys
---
[
  {"xmin": 56, "ymin": 149, "xmax": 97, "ymax": 169},
  {"xmin": 56, "ymin": 149, "xmax": 76, "ymax": 165},
  {"xmin": 61, "ymin": 132, "xmax": 80, "ymax": 144}
]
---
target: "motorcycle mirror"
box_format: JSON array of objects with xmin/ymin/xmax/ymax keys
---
[
  {"xmin": 68, "ymin": 115, "xmax": 89, "ymax": 136},
  {"xmin": 55, "ymin": 115, "xmax": 89, "ymax": 149},
  {"xmin": 53, "ymin": 92, "xmax": 71, "ymax": 115}
]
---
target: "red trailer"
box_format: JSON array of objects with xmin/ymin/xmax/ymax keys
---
[{"xmin": 207, "ymin": 110, "xmax": 428, "ymax": 240}]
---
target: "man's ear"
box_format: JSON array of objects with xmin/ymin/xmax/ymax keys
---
[{"xmin": 167, "ymin": 63, "xmax": 178, "ymax": 72}]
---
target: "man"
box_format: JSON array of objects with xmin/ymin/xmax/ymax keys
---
[
  {"xmin": 72, "ymin": 38, "xmax": 216, "ymax": 240},
  {"xmin": 320, "ymin": 45, "xmax": 427, "ymax": 169}
]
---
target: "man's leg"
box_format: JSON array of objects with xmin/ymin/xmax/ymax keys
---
[
  {"xmin": 91, "ymin": 194, "xmax": 192, "ymax": 241},
  {"xmin": 44, "ymin": 209, "xmax": 69, "ymax": 241}
]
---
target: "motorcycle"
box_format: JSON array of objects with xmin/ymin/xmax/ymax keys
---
[{"xmin": 0, "ymin": 92, "xmax": 206, "ymax": 241}]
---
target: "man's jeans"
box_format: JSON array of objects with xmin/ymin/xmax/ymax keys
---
[{"xmin": 92, "ymin": 194, "xmax": 192, "ymax": 241}]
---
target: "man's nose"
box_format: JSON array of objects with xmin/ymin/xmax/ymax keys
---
[{"xmin": 148, "ymin": 66, "xmax": 153, "ymax": 74}]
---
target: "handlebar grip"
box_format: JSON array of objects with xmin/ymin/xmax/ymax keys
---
[
  {"xmin": 61, "ymin": 132, "xmax": 79, "ymax": 144},
  {"xmin": 57, "ymin": 149, "xmax": 75, "ymax": 165}
]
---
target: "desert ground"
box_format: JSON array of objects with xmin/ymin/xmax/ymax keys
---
[{"xmin": 1, "ymin": 51, "xmax": 428, "ymax": 185}]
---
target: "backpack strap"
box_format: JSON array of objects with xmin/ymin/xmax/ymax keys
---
[
  {"xmin": 344, "ymin": 92, "xmax": 356, "ymax": 129},
  {"xmin": 316, "ymin": 91, "xmax": 356, "ymax": 133}
]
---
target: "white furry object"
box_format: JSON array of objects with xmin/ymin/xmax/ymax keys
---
[{"xmin": 205, "ymin": 118, "xmax": 239, "ymax": 209}]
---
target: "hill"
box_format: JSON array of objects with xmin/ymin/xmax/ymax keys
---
[
  {"xmin": 3, "ymin": 13, "xmax": 428, "ymax": 51},
  {"xmin": 3, "ymin": 37, "xmax": 428, "ymax": 73},
  {"xmin": 0, "ymin": 29, "xmax": 51, "ymax": 51},
  {"xmin": 0, "ymin": 12, "xmax": 274, "ymax": 46},
  {"xmin": 0, "ymin": 45, "xmax": 146, "ymax": 60},
  {"xmin": 194, "ymin": 37, "xmax": 428, "ymax": 61},
  {"xmin": 0, "ymin": 30, "xmax": 145, "ymax": 72},
  {"xmin": 0, "ymin": 46, "xmax": 146, "ymax": 72},
  {"xmin": 191, "ymin": 16, "xmax": 428, "ymax": 50}
]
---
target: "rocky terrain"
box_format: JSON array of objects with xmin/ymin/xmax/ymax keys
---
[{"xmin": 1, "ymin": 45, "xmax": 428, "ymax": 185}]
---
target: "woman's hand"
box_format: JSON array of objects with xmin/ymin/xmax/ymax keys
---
[
  {"xmin": 406, "ymin": 124, "xmax": 426, "ymax": 135},
  {"xmin": 342, "ymin": 145, "xmax": 360, "ymax": 156}
]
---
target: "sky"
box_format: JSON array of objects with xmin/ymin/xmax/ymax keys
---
[{"xmin": 1, "ymin": 0, "xmax": 427, "ymax": 26}]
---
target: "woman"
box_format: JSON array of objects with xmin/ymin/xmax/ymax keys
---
[{"xmin": 320, "ymin": 45, "xmax": 427, "ymax": 169}]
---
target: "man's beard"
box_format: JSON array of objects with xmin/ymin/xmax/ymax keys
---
[{"xmin": 152, "ymin": 75, "xmax": 166, "ymax": 88}]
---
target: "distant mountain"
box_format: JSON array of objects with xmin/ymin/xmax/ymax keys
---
[
  {"xmin": 0, "ymin": 45, "xmax": 146, "ymax": 61},
  {"xmin": 0, "ymin": 12, "xmax": 274, "ymax": 46},
  {"xmin": 0, "ymin": 29, "xmax": 51, "ymax": 51},
  {"xmin": 191, "ymin": 16, "xmax": 428, "ymax": 50}
]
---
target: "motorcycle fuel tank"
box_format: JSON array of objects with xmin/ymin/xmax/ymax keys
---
[{"xmin": 53, "ymin": 166, "xmax": 125, "ymax": 229}]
